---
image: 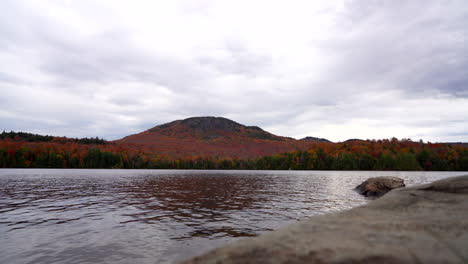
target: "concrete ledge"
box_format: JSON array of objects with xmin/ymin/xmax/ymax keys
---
[{"xmin": 181, "ymin": 175, "xmax": 468, "ymax": 264}]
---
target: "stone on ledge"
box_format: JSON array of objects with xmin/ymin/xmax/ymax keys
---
[
  {"xmin": 181, "ymin": 175, "xmax": 468, "ymax": 264},
  {"xmin": 355, "ymin": 176, "xmax": 405, "ymax": 197}
]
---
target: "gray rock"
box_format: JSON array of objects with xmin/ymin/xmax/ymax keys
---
[
  {"xmin": 181, "ymin": 175, "xmax": 468, "ymax": 264},
  {"xmin": 355, "ymin": 176, "xmax": 405, "ymax": 197}
]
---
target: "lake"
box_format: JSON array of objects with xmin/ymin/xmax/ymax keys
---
[{"xmin": 0, "ymin": 169, "xmax": 464, "ymax": 264}]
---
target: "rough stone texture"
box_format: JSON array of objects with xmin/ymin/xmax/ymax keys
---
[
  {"xmin": 355, "ymin": 176, "xmax": 405, "ymax": 197},
  {"xmin": 181, "ymin": 175, "xmax": 468, "ymax": 264}
]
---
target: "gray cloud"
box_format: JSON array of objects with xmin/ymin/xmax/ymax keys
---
[
  {"xmin": 36, "ymin": 32, "xmax": 209, "ymax": 92},
  {"xmin": 197, "ymin": 41, "xmax": 273, "ymax": 76},
  {"xmin": 320, "ymin": 0, "xmax": 468, "ymax": 98},
  {"xmin": 0, "ymin": 72, "xmax": 21, "ymax": 84}
]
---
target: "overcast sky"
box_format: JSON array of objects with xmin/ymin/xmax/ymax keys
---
[{"xmin": 1, "ymin": 0, "xmax": 467, "ymax": 142}]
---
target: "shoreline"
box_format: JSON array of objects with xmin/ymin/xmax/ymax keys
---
[{"xmin": 182, "ymin": 175, "xmax": 468, "ymax": 263}]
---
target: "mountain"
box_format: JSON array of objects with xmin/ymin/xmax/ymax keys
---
[
  {"xmin": 147, "ymin": 117, "xmax": 285, "ymax": 141},
  {"xmin": 344, "ymin": 138, "xmax": 364, "ymax": 142},
  {"xmin": 301, "ymin": 136, "xmax": 331, "ymax": 143},
  {"xmin": 116, "ymin": 116, "xmax": 318, "ymax": 159}
]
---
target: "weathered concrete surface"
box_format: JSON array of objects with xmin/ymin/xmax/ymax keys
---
[
  {"xmin": 355, "ymin": 176, "xmax": 405, "ymax": 197},
  {"xmin": 181, "ymin": 175, "xmax": 468, "ymax": 264}
]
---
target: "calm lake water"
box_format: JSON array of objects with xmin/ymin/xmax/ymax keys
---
[{"xmin": 0, "ymin": 169, "xmax": 465, "ymax": 264}]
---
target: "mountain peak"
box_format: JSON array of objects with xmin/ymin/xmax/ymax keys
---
[
  {"xmin": 301, "ymin": 136, "xmax": 331, "ymax": 143},
  {"xmin": 140, "ymin": 116, "xmax": 286, "ymax": 142},
  {"xmin": 179, "ymin": 116, "xmax": 243, "ymax": 133},
  {"xmin": 149, "ymin": 116, "xmax": 244, "ymax": 134}
]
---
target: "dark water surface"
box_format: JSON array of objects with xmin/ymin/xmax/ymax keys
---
[{"xmin": 0, "ymin": 169, "xmax": 464, "ymax": 263}]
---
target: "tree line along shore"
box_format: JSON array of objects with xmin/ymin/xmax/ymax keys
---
[{"xmin": 1, "ymin": 132, "xmax": 467, "ymax": 170}]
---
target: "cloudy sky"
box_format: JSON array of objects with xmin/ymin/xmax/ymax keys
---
[{"xmin": 1, "ymin": 0, "xmax": 467, "ymax": 142}]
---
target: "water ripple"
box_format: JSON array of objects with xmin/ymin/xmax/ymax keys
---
[{"xmin": 0, "ymin": 169, "xmax": 463, "ymax": 264}]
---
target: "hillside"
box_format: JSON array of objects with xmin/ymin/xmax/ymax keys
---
[
  {"xmin": 1, "ymin": 120, "xmax": 467, "ymax": 170},
  {"xmin": 116, "ymin": 117, "xmax": 319, "ymax": 159}
]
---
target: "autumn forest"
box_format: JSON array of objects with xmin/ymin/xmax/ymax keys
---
[{"xmin": 1, "ymin": 129, "xmax": 467, "ymax": 171}]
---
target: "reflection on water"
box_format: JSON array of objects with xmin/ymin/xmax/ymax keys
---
[{"xmin": 0, "ymin": 169, "xmax": 463, "ymax": 264}]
